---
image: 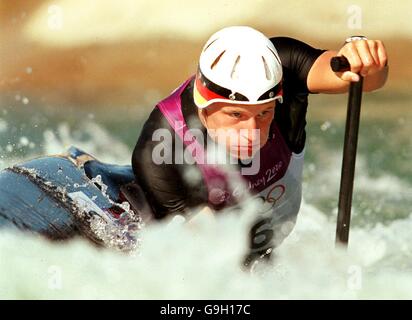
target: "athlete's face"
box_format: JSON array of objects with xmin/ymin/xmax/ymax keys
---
[{"xmin": 198, "ymin": 101, "xmax": 276, "ymax": 159}]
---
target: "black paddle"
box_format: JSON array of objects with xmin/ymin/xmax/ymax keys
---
[{"xmin": 330, "ymin": 56, "xmax": 364, "ymax": 247}]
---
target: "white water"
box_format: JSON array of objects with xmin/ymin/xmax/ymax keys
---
[
  {"xmin": 1, "ymin": 120, "xmax": 412, "ymax": 299},
  {"xmin": 1, "ymin": 200, "xmax": 412, "ymax": 299},
  {"xmin": 0, "ymin": 121, "xmax": 131, "ymax": 170}
]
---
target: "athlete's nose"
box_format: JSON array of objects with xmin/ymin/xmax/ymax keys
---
[
  {"xmin": 240, "ymin": 119, "xmax": 260, "ymax": 146},
  {"xmin": 244, "ymin": 117, "xmax": 258, "ymax": 131}
]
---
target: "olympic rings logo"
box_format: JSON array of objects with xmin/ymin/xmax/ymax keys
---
[
  {"xmin": 265, "ymin": 184, "xmax": 286, "ymax": 204},
  {"xmin": 255, "ymin": 184, "xmax": 286, "ymax": 214}
]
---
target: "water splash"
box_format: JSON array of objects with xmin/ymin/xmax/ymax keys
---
[
  {"xmin": 1, "ymin": 199, "xmax": 412, "ymax": 299},
  {"xmin": 86, "ymin": 174, "xmax": 143, "ymax": 251}
]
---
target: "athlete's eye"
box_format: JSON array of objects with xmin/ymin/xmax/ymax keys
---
[
  {"xmin": 230, "ymin": 112, "xmax": 242, "ymax": 118},
  {"xmin": 258, "ymin": 110, "xmax": 272, "ymax": 118}
]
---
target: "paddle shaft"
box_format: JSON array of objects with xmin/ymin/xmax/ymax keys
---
[{"xmin": 330, "ymin": 56, "xmax": 364, "ymax": 247}]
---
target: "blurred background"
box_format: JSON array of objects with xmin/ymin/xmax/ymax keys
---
[
  {"xmin": 1, "ymin": 0, "xmax": 412, "ymax": 299},
  {"xmin": 1, "ymin": 0, "xmax": 410, "ymax": 106}
]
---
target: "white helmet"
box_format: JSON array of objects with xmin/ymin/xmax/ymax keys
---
[{"xmin": 193, "ymin": 26, "xmax": 283, "ymax": 109}]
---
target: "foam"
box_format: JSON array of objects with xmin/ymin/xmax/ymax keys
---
[{"xmin": 1, "ymin": 198, "xmax": 412, "ymax": 299}]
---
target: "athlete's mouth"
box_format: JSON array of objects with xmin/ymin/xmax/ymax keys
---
[
  {"xmin": 236, "ymin": 143, "xmax": 261, "ymax": 149},
  {"xmin": 234, "ymin": 144, "xmax": 261, "ymax": 158}
]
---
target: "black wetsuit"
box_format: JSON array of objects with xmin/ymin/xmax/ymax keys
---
[{"xmin": 132, "ymin": 37, "xmax": 326, "ymax": 220}]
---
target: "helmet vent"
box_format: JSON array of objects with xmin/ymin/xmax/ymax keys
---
[
  {"xmin": 267, "ymin": 46, "xmax": 281, "ymax": 65},
  {"xmin": 211, "ymin": 50, "xmax": 226, "ymax": 70},
  {"xmin": 230, "ymin": 55, "xmax": 241, "ymax": 79},
  {"xmin": 262, "ymin": 56, "xmax": 271, "ymax": 80},
  {"xmin": 203, "ymin": 38, "xmax": 218, "ymax": 52}
]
